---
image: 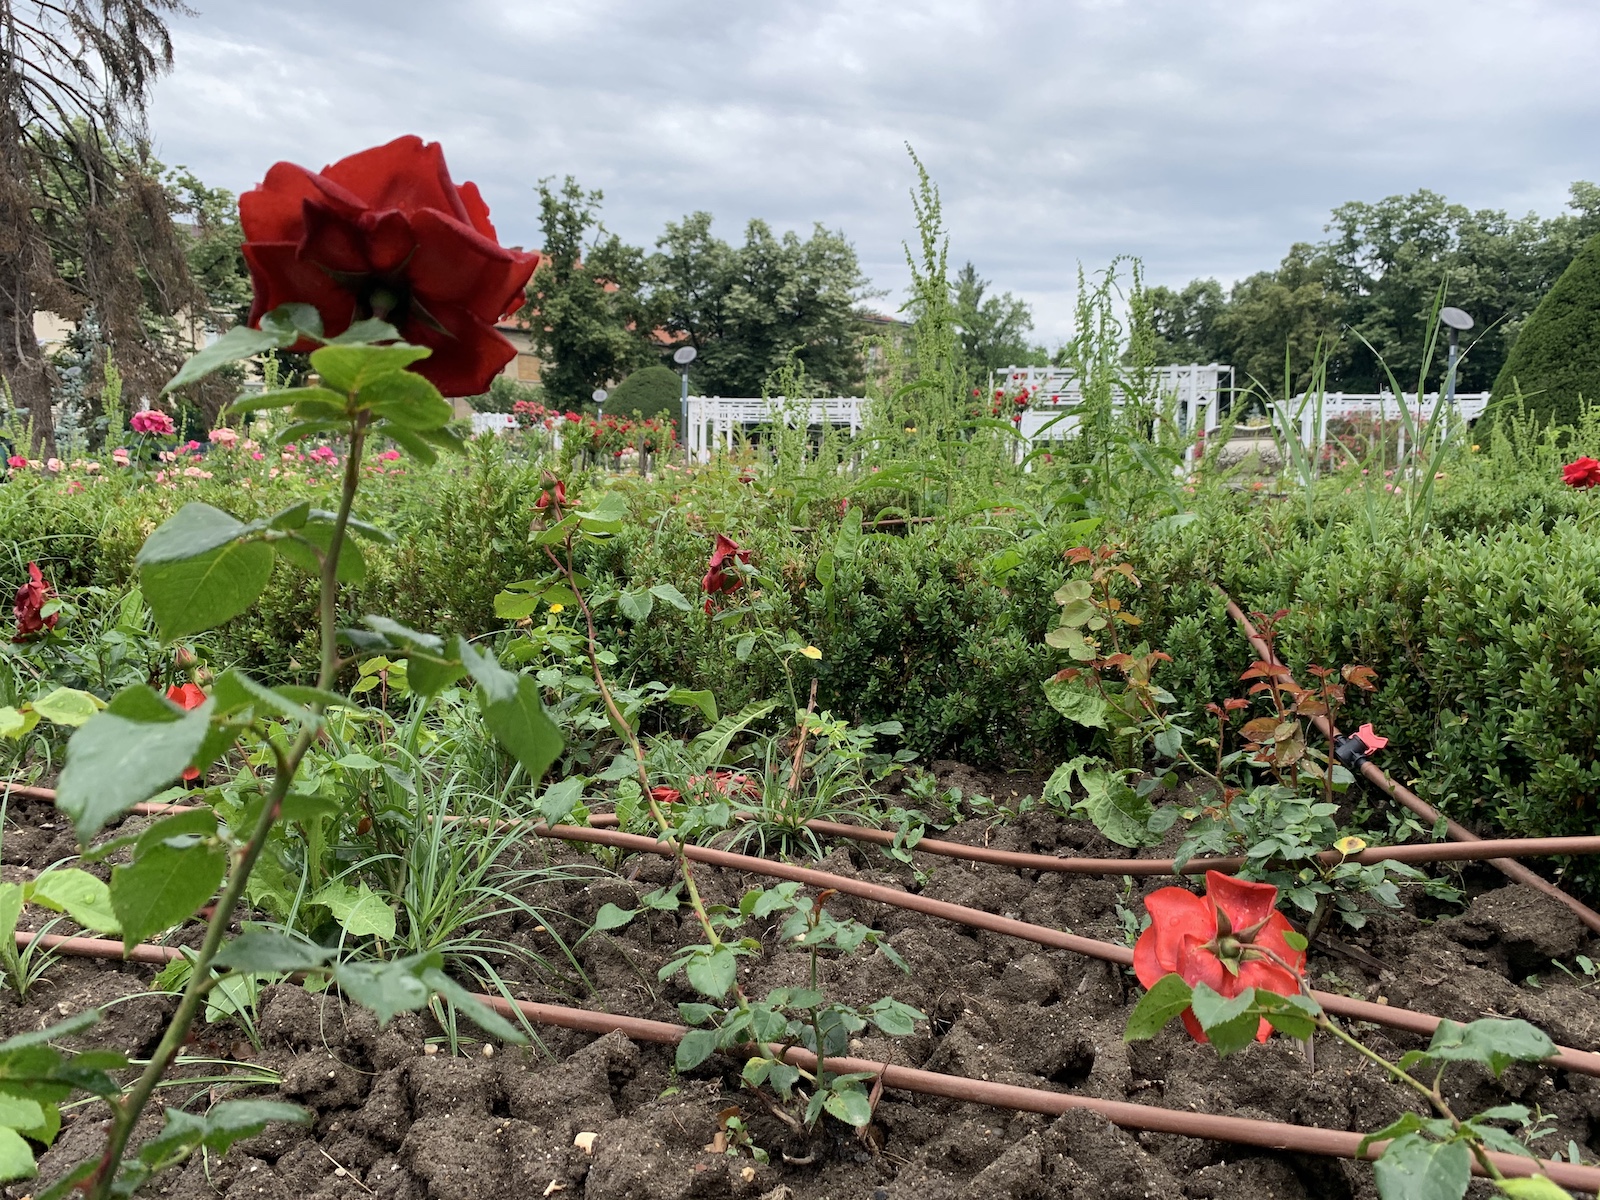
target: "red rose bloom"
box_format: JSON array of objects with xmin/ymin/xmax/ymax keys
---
[
  {"xmin": 648, "ymin": 785, "xmax": 682, "ymax": 805},
  {"xmin": 1133, "ymin": 870, "xmax": 1305, "ymax": 1044},
  {"xmin": 166, "ymin": 682, "xmax": 207, "ymax": 781},
  {"xmin": 1563, "ymin": 457, "xmax": 1600, "ymax": 488},
  {"xmin": 240, "ymin": 136, "xmax": 539, "ymax": 397},
  {"xmin": 12, "ymin": 562, "xmax": 58, "ymax": 642},
  {"xmin": 701, "ymin": 534, "xmax": 751, "ymax": 614}
]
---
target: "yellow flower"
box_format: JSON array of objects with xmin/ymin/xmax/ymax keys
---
[
  {"xmin": 800, "ymin": 645, "xmax": 823, "ymax": 660},
  {"xmin": 549, "ymin": 602, "xmax": 565, "ymax": 613},
  {"xmin": 1470, "ymin": 444, "xmax": 1480, "ymax": 452}
]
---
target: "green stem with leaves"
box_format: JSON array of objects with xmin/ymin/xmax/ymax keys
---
[{"xmin": 85, "ymin": 420, "xmax": 368, "ymax": 1198}]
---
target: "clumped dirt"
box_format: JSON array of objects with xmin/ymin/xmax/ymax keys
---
[{"xmin": 5, "ymin": 773, "xmax": 1600, "ymax": 1200}]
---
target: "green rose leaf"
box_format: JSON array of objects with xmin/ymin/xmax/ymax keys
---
[
  {"xmin": 27, "ymin": 869, "xmax": 119, "ymax": 935},
  {"xmin": 332, "ymin": 954, "xmax": 438, "ymax": 1026},
  {"xmin": 593, "ymin": 903, "xmax": 637, "ymax": 932},
  {"xmin": 822, "ymin": 1082, "xmax": 873, "ymax": 1128},
  {"xmin": 359, "ymin": 370, "xmax": 453, "ymax": 429},
  {"xmin": 141, "ymin": 540, "xmax": 276, "ymax": 642},
  {"xmin": 0, "ymin": 1126, "xmax": 35, "ymax": 1182},
  {"xmin": 1371, "ymin": 1133, "xmax": 1470, "ymax": 1200},
  {"xmin": 28, "ymin": 688, "xmax": 101, "ymax": 728},
  {"xmin": 674, "ymin": 1028, "xmax": 722, "ymax": 1072},
  {"xmin": 111, "ymin": 839, "xmax": 228, "ymax": 951},
  {"xmin": 211, "ymin": 932, "xmax": 334, "ymax": 974},
  {"xmin": 1188, "ymin": 982, "xmax": 1259, "ymax": 1058},
  {"xmin": 56, "ymin": 687, "xmax": 212, "ymax": 838},
  {"xmin": 309, "ymin": 343, "xmax": 430, "ymax": 392},
  {"xmin": 459, "ymin": 639, "xmax": 562, "ymax": 786},
  {"xmin": 164, "ymin": 325, "xmax": 287, "ymax": 394},
  {"xmin": 1124, "ymin": 972, "xmax": 1194, "ymax": 1041},
  {"xmin": 136, "ymin": 503, "xmax": 258, "ymax": 567},
  {"xmin": 684, "ymin": 946, "xmax": 738, "ymax": 1000},
  {"xmin": 617, "ymin": 588, "xmax": 654, "ymax": 622}
]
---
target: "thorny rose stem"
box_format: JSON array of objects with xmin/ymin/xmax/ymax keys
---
[{"xmin": 86, "ymin": 417, "xmax": 370, "ymax": 1197}]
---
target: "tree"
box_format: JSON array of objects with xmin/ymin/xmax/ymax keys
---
[
  {"xmin": 1149, "ymin": 183, "xmax": 1600, "ymax": 400},
  {"xmin": 1145, "ymin": 278, "xmax": 1228, "ymax": 366},
  {"xmin": 951, "ymin": 261, "xmax": 1043, "ymax": 381},
  {"xmin": 1491, "ymin": 232, "xmax": 1600, "ymax": 427},
  {"xmin": 652, "ymin": 212, "xmax": 868, "ymax": 398},
  {"xmin": 524, "ymin": 177, "xmax": 656, "ymax": 410},
  {"xmin": 0, "ymin": 0, "xmax": 189, "ymax": 450}
]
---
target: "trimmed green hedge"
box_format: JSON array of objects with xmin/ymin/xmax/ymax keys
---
[
  {"xmin": 606, "ymin": 365, "xmax": 682, "ymax": 423},
  {"xmin": 1493, "ymin": 232, "xmax": 1600, "ymax": 426},
  {"xmin": 6, "ymin": 448, "xmax": 1600, "ymax": 854}
]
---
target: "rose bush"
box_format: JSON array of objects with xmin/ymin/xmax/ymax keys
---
[{"xmin": 240, "ymin": 135, "xmax": 539, "ymax": 397}]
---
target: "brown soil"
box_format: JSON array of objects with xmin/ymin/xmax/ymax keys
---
[{"xmin": 5, "ymin": 766, "xmax": 1600, "ymax": 1200}]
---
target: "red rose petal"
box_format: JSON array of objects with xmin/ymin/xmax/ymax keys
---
[
  {"xmin": 407, "ymin": 208, "xmax": 533, "ymax": 323},
  {"xmin": 242, "ymin": 242, "xmax": 358, "ymax": 336},
  {"xmin": 397, "ymin": 303, "xmax": 519, "ymax": 398},
  {"xmin": 321, "ymin": 136, "xmax": 468, "ymax": 224}
]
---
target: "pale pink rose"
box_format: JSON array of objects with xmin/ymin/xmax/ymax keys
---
[
  {"xmin": 208, "ymin": 428, "xmax": 239, "ymax": 447},
  {"xmin": 112, "ymin": 448, "xmax": 130, "ymax": 466},
  {"xmin": 46, "ymin": 458, "xmax": 62, "ymax": 472}
]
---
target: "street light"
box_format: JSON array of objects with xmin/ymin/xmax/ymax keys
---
[
  {"xmin": 673, "ymin": 346, "xmax": 697, "ymax": 464},
  {"xmin": 1439, "ymin": 306, "xmax": 1473, "ymax": 410},
  {"xmin": 591, "ymin": 387, "xmax": 607, "ymax": 416}
]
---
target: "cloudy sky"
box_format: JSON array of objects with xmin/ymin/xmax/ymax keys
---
[{"xmin": 147, "ymin": 0, "xmax": 1599, "ymax": 346}]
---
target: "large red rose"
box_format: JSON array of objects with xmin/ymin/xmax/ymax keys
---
[
  {"xmin": 240, "ymin": 136, "xmax": 539, "ymax": 398},
  {"xmin": 1133, "ymin": 870, "xmax": 1305, "ymax": 1044}
]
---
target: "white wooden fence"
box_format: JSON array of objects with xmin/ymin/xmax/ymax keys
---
[
  {"xmin": 1271, "ymin": 392, "xmax": 1491, "ymax": 460},
  {"xmin": 684, "ymin": 396, "xmax": 865, "ymax": 462},
  {"xmin": 996, "ymin": 364, "xmax": 1234, "ymax": 465}
]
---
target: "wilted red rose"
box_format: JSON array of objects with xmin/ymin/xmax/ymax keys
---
[
  {"xmin": 166, "ymin": 682, "xmax": 207, "ymax": 781},
  {"xmin": 1563, "ymin": 457, "xmax": 1600, "ymax": 488},
  {"xmin": 534, "ymin": 480, "xmax": 567, "ymax": 513},
  {"xmin": 240, "ymin": 136, "xmax": 539, "ymax": 397},
  {"xmin": 12, "ymin": 563, "xmax": 58, "ymax": 642},
  {"xmin": 701, "ymin": 534, "xmax": 751, "ymax": 614},
  {"xmin": 648, "ymin": 785, "xmax": 682, "ymax": 805},
  {"xmin": 1134, "ymin": 870, "xmax": 1305, "ymax": 1044}
]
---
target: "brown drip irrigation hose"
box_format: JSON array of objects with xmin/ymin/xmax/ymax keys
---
[
  {"xmin": 8, "ymin": 785, "xmax": 1600, "ymax": 1076},
  {"xmin": 11, "ymin": 781, "xmax": 1600, "ymax": 876},
  {"xmin": 1217, "ymin": 591, "xmax": 1600, "ymax": 937},
  {"xmin": 16, "ymin": 930, "xmax": 1600, "ymax": 1193},
  {"xmin": 587, "ymin": 813, "xmax": 1600, "ymax": 875}
]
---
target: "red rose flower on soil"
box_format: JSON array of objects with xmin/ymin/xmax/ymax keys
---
[
  {"xmin": 166, "ymin": 682, "xmax": 208, "ymax": 781},
  {"xmin": 701, "ymin": 534, "xmax": 751, "ymax": 615},
  {"xmin": 1563, "ymin": 457, "xmax": 1600, "ymax": 488},
  {"xmin": 12, "ymin": 562, "xmax": 58, "ymax": 642},
  {"xmin": 240, "ymin": 136, "xmax": 539, "ymax": 398},
  {"xmin": 1133, "ymin": 870, "xmax": 1305, "ymax": 1043},
  {"xmin": 649, "ymin": 785, "xmax": 682, "ymax": 805}
]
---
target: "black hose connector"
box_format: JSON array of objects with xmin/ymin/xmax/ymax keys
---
[{"xmin": 1334, "ymin": 723, "xmax": 1389, "ymax": 772}]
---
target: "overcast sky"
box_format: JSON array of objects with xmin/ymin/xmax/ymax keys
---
[{"xmin": 146, "ymin": 0, "xmax": 1600, "ymax": 347}]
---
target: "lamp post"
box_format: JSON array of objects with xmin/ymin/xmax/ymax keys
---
[
  {"xmin": 674, "ymin": 345, "xmax": 697, "ymax": 466},
  {"xmin": 1439, "ymin": 307, "xmax": 1473, "ymax": 411}
]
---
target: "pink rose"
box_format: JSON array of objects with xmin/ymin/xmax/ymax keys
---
[
  {"xmin": 130, "ymin": 410, "xmax": 175, "ymax": 436},
  {"xmin": 208, "ymin": 428, "xmax": 239, "ymax": 447}
]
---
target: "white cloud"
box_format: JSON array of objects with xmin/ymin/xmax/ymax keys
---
[{"xmin": 149, "ymin": 0, "xmax": 1600, "ymax": 344}]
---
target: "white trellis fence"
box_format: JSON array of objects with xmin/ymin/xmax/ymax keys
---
[
  {"xmin": 995, "ymin": 364, "xmax": 1235, "ymax": 466},
  {"xmin": 1270, "ymin": 392, "xmax": 1491, "ymax": 460},
  {"xmin": 683, "ymin": 396, "xmax": 865, "ymax": 462}
]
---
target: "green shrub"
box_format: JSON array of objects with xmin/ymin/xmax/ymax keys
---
[
  {"xmin": 606, "ymin": 365, "xmax": 682, "ymax": 422},
  {"xmin": 1492, "ymin": 231, "xmax": 1600, "ymax": 427}
]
